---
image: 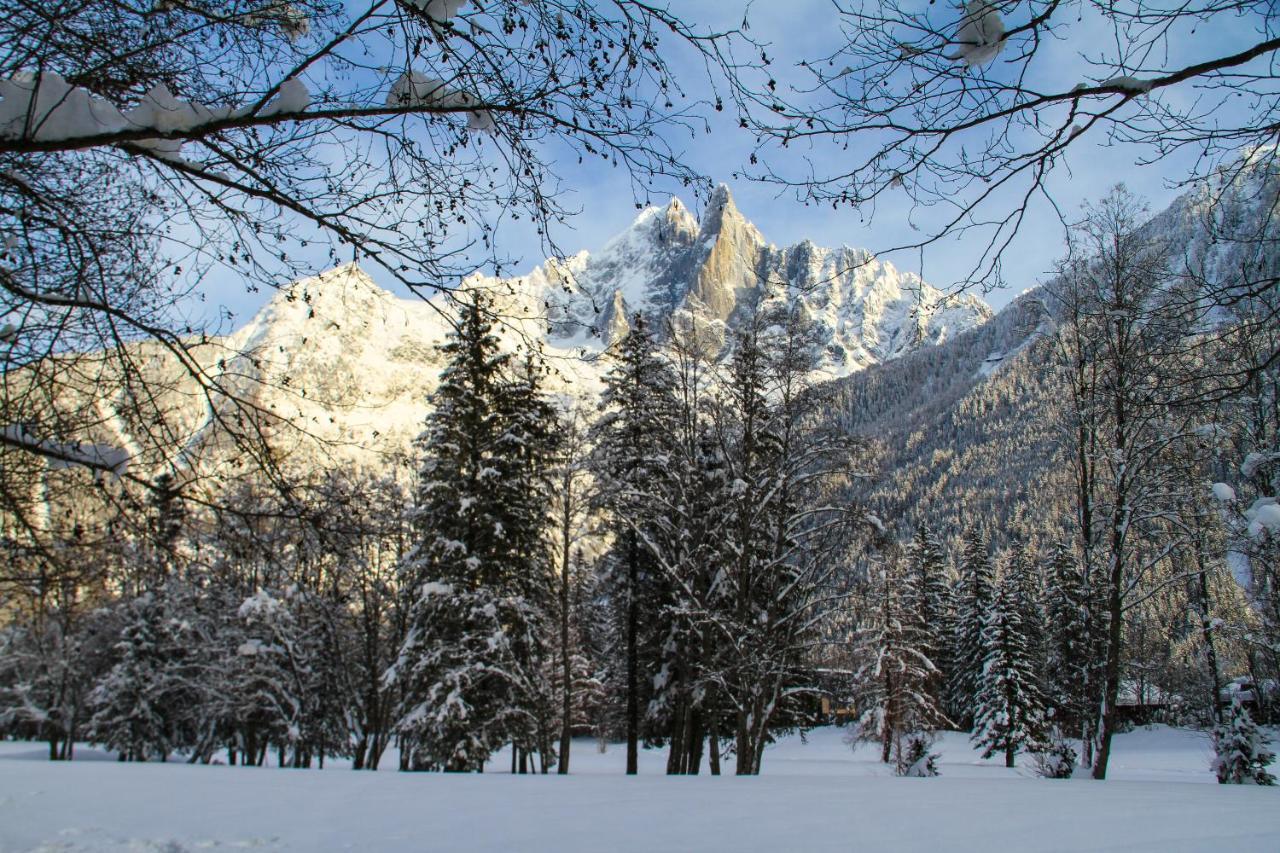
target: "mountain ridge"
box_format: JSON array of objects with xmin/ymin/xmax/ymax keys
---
[{"xmin": 115, "ymin": 186, "xmax": 992, "ymax": 474}]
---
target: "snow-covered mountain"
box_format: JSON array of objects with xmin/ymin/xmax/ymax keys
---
[
  {"xmin": 127, "ymin": 185, "xmax": 990, "ymax": 472},
  {"xmin": 830, "ymin": 150, "xmax": 1280, "ymax": 548},
  {"xmin": 496, "ymin": 185, "xmax": 989, "ymax": 371}
]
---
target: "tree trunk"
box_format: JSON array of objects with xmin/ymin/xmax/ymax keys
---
[
  {"xmin": 1092, "ymin": 550, "xmax": 1125, "ymax": 780},
  {"xmin": 353, "ymin": 736, "xmax": 367, "ymax": 770},
  {"xmin": 686, "ymin": 711, "xmax": 705, "ymax": 775},
  {"xmin": 558, "ymin": 476, "xmax": 574, "ymax": 775},
  {"xmin": 881, "ymin": 667, "xmax": 894, "ymax": 764},
  {"xmin": 1196, "ymin": 554, "xmax": 1223, "ymax": 726},
  {"xmin": 666, "ymin": 686, "xmax": 687, "ymax": 775},
  {"xmin": 708, "ymin": 711, "xmax": 721, "ymax": 776},
  {"xmin": 626, "ymin": 532, "xmax": 639, "ymax": 776}
]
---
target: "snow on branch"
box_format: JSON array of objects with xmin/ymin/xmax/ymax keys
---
[
  {"xmin": 386, "ymin": 72, "xmax": 494, "ymax": 132},
  {"xmin": 1100, "ymin": 75, "xmax": 1155, "ymax": 95},
  {"xmin": 947, "ymin": 0, "xmax": 1005, "ymax": 68},
  {"xmin": 402, "ymin": 0, "xmax": 469, "ymax": 23},
  {"xmin": 0, "ymin": 72, "xmax": 312, "ymax": 159},
  {"xmin": 1, "ymin": 423, "xmax": 129, "ymax": 479}
]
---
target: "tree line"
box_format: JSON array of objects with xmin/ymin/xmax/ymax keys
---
[
  {"xmin": 3, "ymin": 180, "xmax": 1279, "ymax": 785},
  {"xmin": 0, "ymin": 291, "xmax": 862, "ymax": 776}
]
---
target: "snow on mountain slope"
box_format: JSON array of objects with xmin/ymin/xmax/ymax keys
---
[
  {"xmin": 92, "ymin": 189, "xmax": 990, "ymax": 474},
  {"xmin": 829, "ymin": 149, "xmax": 1280, "ymax": 549},
  {"xmin": 481, "ymin": 185, "xmax": 990, "ymax": 377}
]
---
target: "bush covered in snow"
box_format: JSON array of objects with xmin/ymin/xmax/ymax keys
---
[
  {"xmin": 1212, "ymin": 696, "xmax": 1276, "ymax": 785},
  {"xmin": 895, "ymin": 733, "xmax": 940, "ymax": 777},
  {"xmin": 1032, "ymin": 730, "xmax": 1078, "ymax": 779}
]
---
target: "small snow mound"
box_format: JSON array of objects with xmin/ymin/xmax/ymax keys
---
[
  {"xmin": 263, "ymin": 78, "xmax": 310, "ymax": 116},
  {"xmin": 947, "ymin": 1, "xmax": 1005, "ymax": 67},
  {"xmin": 1246, "ymin": 499, "xmax": 1280, "ymax": 537},
  {"xmin": 1101, "ymin": 75, "xmax": 1154, "ymax": 94}
]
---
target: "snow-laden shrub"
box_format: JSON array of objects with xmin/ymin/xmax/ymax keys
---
[
  {"xmin": 895, "ymin": 733, "xmax": 940, "ymax": 777},
  {"xmin": 1213, "ymin": 696, "xmax": 1276, "ymax": 785},
  {"xmin": 1033, "ymin": 730, "xmax": 1077, "ymax": 779}
]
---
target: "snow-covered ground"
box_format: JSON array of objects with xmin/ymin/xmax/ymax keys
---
[{"xmin": 1, "ymin": 726, "xmax": 1275, "ymax": 852}]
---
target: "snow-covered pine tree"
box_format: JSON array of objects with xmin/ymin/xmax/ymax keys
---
[
  {"xmin": 589, "ymin": 315, "xmax": 680, "ymax": 775},
  {"xmin": 391, "ymin": 295, "xmax": 559, "ymax": 772},
  {"xmin": 639, "ymin": 319, "xmax": 729, "ymax": 775},
  {"xmin": 972, "ymin": 569, "xmax": 1048, "ymax": 768},
  {"xmin": 1042, "ymin": 542, "xmax": 1094, "ymax": 749},
  {"xmin": 499, "ymin": 350, "xmax": 563, "ymax": 772},
  {"xmin": 710, "ymin": 305, "xmax": 856, "ymax": 774},
  {"xmin": 87, "ymin": 591, "xmax": 178, "ymax": 761},
  {"xmin": 667, "ymin": 427, "xmax": 734, "ymax": 775},
  {"xmin": 227, "ymin": 587, "xmax": 314, "ymax": 766},
  {"xmin": 897, "ymin": 733, "xmax": 941, "ymax": 777},
  {"xmin": 905, "ymin": 525, "xmax": 954, "ymax": 715},
  {"xmin": 1033, "ymin": 727, "xmax": 1079, "ymax": 779},
  {"xmin": 949, "ymin": 531, "xmax": 994, "ymax": 730},
  {"xmin": 1213, "ymin": 694, "xmax": 1277, "ymax": 785},
  {"xmin": 851, "ymin": 555, "xmax": 950, "ymax": 764},
  {"xmin": 1006, "ymin": 547, "xmax": 1047, "ymax": 686}
]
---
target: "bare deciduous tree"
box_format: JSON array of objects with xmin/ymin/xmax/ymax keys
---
[{"xmin": 745, "ymin": 1, "xmax": 1279, "ymax": 288}]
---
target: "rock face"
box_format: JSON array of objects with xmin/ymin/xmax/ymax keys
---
[
  {"xmin": 480, "ymin": 184, "xmax": 991, "ymax": 378},
  {"xmin": 79, "ymin": 186, "xmax": 993, "ymax": 474}
]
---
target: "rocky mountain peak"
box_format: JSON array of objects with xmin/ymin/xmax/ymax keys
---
[
  {"xmin": 697, "ymin": 184, "xmax": 763, "ymax": 247},
  {"xmin": 683, "ymin": 184, "xmax": 766, "ymax": 323},
  {"xmin": 660, "ymin": 196, "xmax": 699, "ymax": 245}
]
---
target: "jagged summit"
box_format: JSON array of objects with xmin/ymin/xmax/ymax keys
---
[
  {"xmin": 226, "ymin": 187, "xmax": 990, "ymax": 384},
  {"xmin": 118, "ymin": 191, "xmax": 990, "ymax": 471},
  {"xmin": 468, "ymin": 183, "xmax": 990, "ymax": 372}
]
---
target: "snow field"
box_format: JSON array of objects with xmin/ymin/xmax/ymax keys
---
[{"xmin": 1, "ymin": 726, "xmax": 1276, "ymax": 852}]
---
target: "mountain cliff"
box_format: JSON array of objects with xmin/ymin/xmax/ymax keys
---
[
  {"xmin": 500, "ymin": 185, "xmax": 990, "ymax": 375},
  {"xmin": 105, "ymin": 186, "xmax": 991, "ymax": 473}
]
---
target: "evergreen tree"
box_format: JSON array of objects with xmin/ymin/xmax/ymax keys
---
[
  {"xmin": 905, "ymin": 525, "xmax": 954, "ymax": 715},
  {"xmin": 851, "ymin": 557, "xmax": 950, "ymax": 764},
  {"xmin": 589, "ymin": 315, "xmax": 679, "ymax": 775},
  {"xmin": 897, "ymin": 733, "xmax": 941, "ymax": 777},
  {"xmin": 500, "ymin": 351, "xmax": 564, "ymax": 771},
  {"xmin": 1213, "ymin": 695, "xmax": 1276, "ymax": 785},
  {"xmin": 972, "ymin": 571, "xmax": 1048, "ymax": 768},
  {"xmin": 87, "ymin": 594, "xmax": 170, "ymax": 761},
  {"xmin": 949, "ymin": 531, "xmax": 994, "ymax": 729},
  {"xmin": 85, "ymin": 581, "xmax": 207, "ymax": 758},
  {"xmin": 1043, "ymin": 542, "xmax": 1093, "ymax": 743},
  {"xmin": 640, "ymin": 321, "xmax": 729, "ymax": 775},
  {"xmin": 391, "ymin": 295, "xmax": 558, "ymax": 772},
  {"xmin": 1006, "ymin": 547, "xmax": 1047, "ymax": 687},
  {"xmin": 228, "ymin": 587, "xmax": 317, "ymax": 767}
]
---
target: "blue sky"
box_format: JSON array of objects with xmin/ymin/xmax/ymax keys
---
[{"xmin": 196, "ymin": 0, "xmax": 1247, "ymax": 328}]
